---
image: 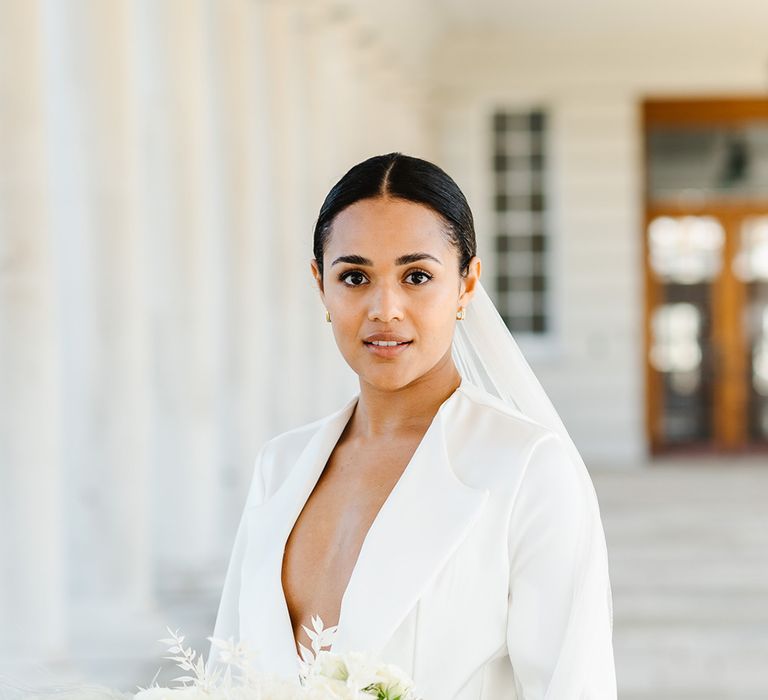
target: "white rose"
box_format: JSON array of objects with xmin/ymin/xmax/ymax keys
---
[
  {"xmin": 339, "ymin": 651, "xmax": 380, "ymax": 689},
  {"xmin": 304, "ymin": 675, "xmax": 356, "ymax": 700},
  {"xmin": 257, "ymin": 675, "xmax": 306, "ymax": 700},
  {"xmin": 335, "ymin": 655, "xmax": 416, "ymax": 700},
  {"xmin": 310, "ymin": 650, "xmax": 348, "ymax": 681},
  {"xmin": 371, "ymin": 662, "xmax": 416, "ymax": 697}
]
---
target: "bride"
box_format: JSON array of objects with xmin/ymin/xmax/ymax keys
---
[{"xmin": 208, "ymin": 153, "xmax": 617, "ymax": 699}]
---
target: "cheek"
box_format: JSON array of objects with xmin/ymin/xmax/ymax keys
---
[
  {"xmin": 329, "ymin": 301, "xmax": 363, "ymax": 343},
  {"xmin": 415, "ymin": 304, "xmax": 457, "ymax": 341},
  {"xmin": 427, "ymin": 316, "xmax": 457, "ymax": 343},
  {"xmin": 425, "ymin": 286, "xmax": 460, "ymax": 321}
]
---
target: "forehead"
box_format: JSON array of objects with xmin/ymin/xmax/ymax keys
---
[{"xmin": 326, "ymin": 197, "xmax": 451, "ymax": 255}]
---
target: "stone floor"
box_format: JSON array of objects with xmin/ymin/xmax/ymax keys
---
[
  {"xmin": 592, "ymin": 455, "xmax": 768, "ymax": 699},
  {"xmin": 3, "ymin": 457, "xmax": 767, "ymax": 699}
]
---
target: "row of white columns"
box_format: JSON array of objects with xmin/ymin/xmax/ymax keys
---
[{"xmin": 0, "ymin": 0, "xmax": 433, "ymax": 667}]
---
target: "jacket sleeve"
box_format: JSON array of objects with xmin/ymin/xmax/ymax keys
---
[
  {"xmin": 506, "ymin": 431, "xmax": 617, "ymax": 699},
  {"xmin": 205, "ymin": 440, "xmax": 270, "ymax": 673}
]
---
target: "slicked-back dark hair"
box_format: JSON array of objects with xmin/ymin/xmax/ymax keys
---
[{"xmin": 312, "ymin": 152, "xmax": 476, "ymax": 280}]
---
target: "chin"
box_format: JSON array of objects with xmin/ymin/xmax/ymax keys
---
[
  {"xmin": 359, "ymin": 369, "xmax": 418, "ymax": 393},
  {"xmin": 363, "ymin": 375, "xmax": 407, "ymax": 391}
]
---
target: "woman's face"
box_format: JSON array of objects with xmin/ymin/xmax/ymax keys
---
[{"xmin": 311, "ymin": 196, "xmax": 481, "ymax": 391}]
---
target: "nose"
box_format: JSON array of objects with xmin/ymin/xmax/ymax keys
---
[{"xmin": 368, "ymin": 282, "xmax": 404, "ymax": 322}]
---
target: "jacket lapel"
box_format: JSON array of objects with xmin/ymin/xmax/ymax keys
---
[
  {"xmin": 239, "ymin": 395, "xmax": 360, "ymax": 680},
  {"xmin": 332, "ymin": 400, "xmax": 489, "ymax": 657},
  {"xmin": 238, "ymin": 385, "xmax": 489, "ymax": 680}
]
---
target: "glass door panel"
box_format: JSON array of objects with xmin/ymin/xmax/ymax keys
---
[
  {"xmin": 647, "ymin": 123, "xmax": 768, "ymax": 202},
  {"xmin": 647, "ymin": 216, "xmax": 724, "ymax": 445},
  {"xmin": 734, "ymin": 217, "xmax": 768, "ymax": 442}
]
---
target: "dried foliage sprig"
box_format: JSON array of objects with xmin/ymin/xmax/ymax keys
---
[
  {"xmin": 158, "ymin": 627, "xmax": 216, "ymax": 688},
  {"xmin": 297, "ymin": 613, "xmax": 339, "ymax": 681}
]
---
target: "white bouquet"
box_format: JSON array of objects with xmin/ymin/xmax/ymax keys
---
[{"xmin": 133, "ymin": 615, "xmax": 421, "ymax": 700}]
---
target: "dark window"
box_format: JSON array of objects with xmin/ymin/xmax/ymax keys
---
[{"xmin": 490, "ymin": 108, "xmax": 550, "ymax": 335}]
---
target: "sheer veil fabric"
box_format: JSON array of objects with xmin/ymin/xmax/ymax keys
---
[{"xmin": 207, "ymin": 279, "xmax": 616, "ymax": 696}]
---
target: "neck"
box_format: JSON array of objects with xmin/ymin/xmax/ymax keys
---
[{"xmin": 350, "ymin": 355, "xmax": 462, "ymax": 440}]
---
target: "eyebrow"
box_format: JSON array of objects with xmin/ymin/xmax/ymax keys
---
[{"xmin": 330, "ymin": 252, "xmax": 443, "ymax": 267}]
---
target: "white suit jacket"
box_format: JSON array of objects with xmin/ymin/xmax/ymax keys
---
[{"xmin": 210, "ymin": 377, "xmax": 617, "ymax": 699}]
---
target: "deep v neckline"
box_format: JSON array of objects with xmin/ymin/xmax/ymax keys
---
[
  {"xmin": 277, "ymin": 393, "xmax": 361, "ymax": 658},
  {"xmin": 278, "ymin": 381, "xmax": 466, "ymax": 660}
]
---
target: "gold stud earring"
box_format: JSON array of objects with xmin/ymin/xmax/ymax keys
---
[
  {"xmin": 326, "ymin": 309, "xmax": 331, "ymax": 323},
  {"xmin": 456, "ymin": 308, "xmax": 465, "ymax": 320}
]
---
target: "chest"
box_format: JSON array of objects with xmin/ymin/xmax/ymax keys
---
[{"xmin": 280, "ymin": 434, "xmax": 423, "ymax": 651}]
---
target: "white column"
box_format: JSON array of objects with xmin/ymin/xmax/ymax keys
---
[
  {"xmin": 40, "ymin": 0, "xmax": 152, "ymax": 619},
  {"xmin": 234, "ymin": 0, "xmax": 279, "ymax": 443},
  {"xmin": 133, "ymin": 0, "xmax": 222, "ymax": 583},
  {"xmin": 0, "ymin": 0, "xmax": 65, "ymax": 661},
  {"xmin": 197, "ymin": 0, "xmax": 280, "ymax": 556},
  {"xmin": 262, "ymin": 0, "xmax": 322, "ymax": 430}
]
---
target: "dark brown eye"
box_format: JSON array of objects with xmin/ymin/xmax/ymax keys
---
[
  {"xmin": 339, "ymin": 270, "xmax": 368, "ymax": 286},
  {"xmin": 406, "ymin": 270, "xmax": 432, "ymax": 285}
]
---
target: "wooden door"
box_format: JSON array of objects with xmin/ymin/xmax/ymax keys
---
[{"xmin": 643, "ymin": 99, "xmax": 768, "ymax": 454}]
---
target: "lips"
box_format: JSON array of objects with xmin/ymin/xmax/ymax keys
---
[
  {"xmin": 363, "ymin": 332, "xmax": 412, "ymax": 343},
  {"xmin": 364, "ymin": 339, "xmax": 412, "ymax": 347},
  {"xmin": 363, "ymin": 337, "xmax": 412, "ymax": 357}
]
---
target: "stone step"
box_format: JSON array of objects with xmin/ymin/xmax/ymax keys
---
[
  {"xmin": 607, "ymin": 556, "xmax": 768, "ymax": 592},
  {"xmin": 590, "ymin": 464, "xmax": 768, "ymax": 700},
  {"xmin": 614, "ymin": 622, "xmax": 768, "ymax": 698},
  {"xmin": 612, "ymin": 589, "xmax": 768, "ymax": 625}
]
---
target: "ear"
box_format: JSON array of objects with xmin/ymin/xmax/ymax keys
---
[
  {"xmin": 310, "ymin": 258, "xmax": 326, "ymax": 302},
  {"xmin": 458, "ymin": 256, "xmax": 482, "ymax": 307}
]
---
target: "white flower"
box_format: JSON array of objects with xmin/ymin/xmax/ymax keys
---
[
  {"xmin": 303, "ymin": 674, "xmax": 357, "ymax": 700},
  {"xmin": 340, "ymin": 651, "xmax": 382, "ymax": 691},
  {"xmin": 331, "ymin": 652, "xmax": 417, "ymax": 700},
  {"xmin": 255, "ymin": 675, "xmax": 307, "ymax": 700},
  {"xmin": 306, "ymin": 650, "xmax": 348, "ymax": 681},
  {"xmin": 371, "ymin": 661, "xmax": 417, "ymax": 698}
]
